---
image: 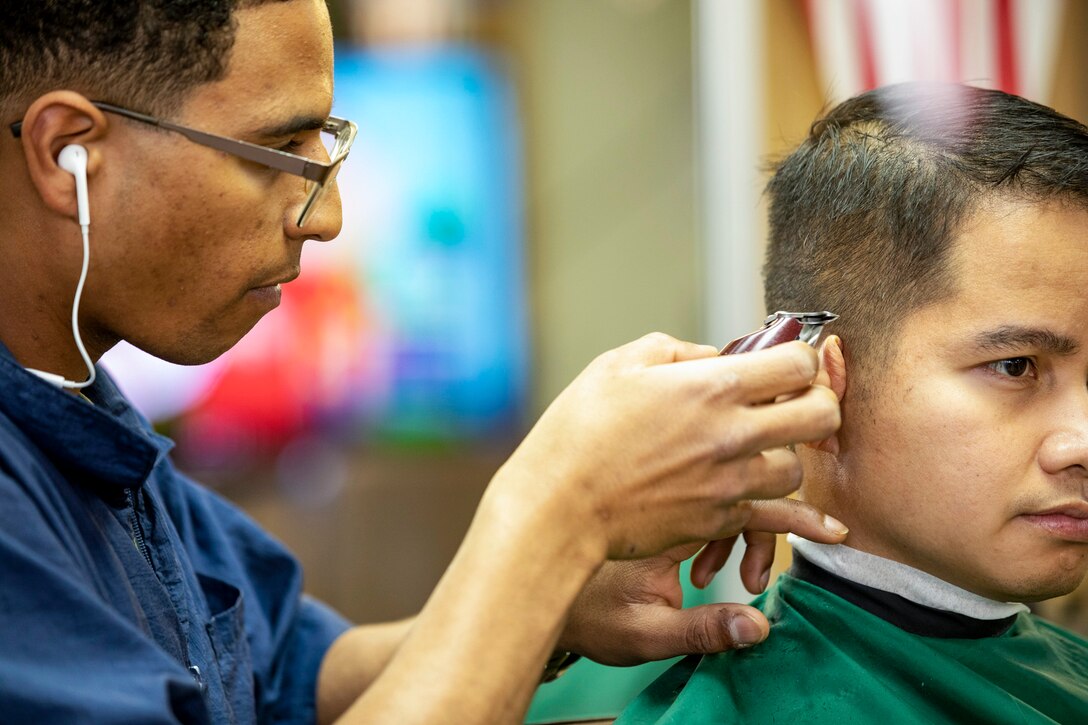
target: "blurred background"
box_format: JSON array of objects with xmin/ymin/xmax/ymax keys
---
[{"xmin": 101, "ymin": 0, "xmax": 1088, "ymax": 720}]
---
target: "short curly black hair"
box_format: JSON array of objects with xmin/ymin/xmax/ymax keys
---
[
  {"xmin": 763, "ymin": 83, "xmax": 1088, "ymax": 391},
  {"xmin": 0, "ymin": 0, "xmax": 292, "ymax": 124}
]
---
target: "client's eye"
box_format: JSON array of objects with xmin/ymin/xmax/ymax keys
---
[{"xmin": 988, "ymin": 357, "xmax": 1035, "ymax": 378}]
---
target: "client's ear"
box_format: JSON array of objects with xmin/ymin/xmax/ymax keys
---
[{"xmin": 806, "ymin": 335, "xmax": 846, "ymax": 455}]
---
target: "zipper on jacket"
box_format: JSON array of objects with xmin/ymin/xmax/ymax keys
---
[{"xmin": 126, "ymin": 488, "xmax": 154, "ymax": 570}]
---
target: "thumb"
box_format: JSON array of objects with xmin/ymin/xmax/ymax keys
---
[{"xmin": 639, "ymin": 603, "xmax": 770, "ymax": 659}]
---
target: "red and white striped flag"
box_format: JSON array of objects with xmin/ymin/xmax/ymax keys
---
[{"xmin": 803, "ymin": 0, "xmax": 1065, "ymax": 103}]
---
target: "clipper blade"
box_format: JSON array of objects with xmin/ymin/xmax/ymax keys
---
[{"xmin": 720, "ymin": 311, "xmax": 838, "ymax": 355}]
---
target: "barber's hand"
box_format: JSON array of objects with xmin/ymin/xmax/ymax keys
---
[
  {"xmin": 485, "ymin": 333, "xmax": 840, "ymax": 562},
  {"xmin": 557, "ymin": 498, "xmax": 848, "ymax": 665}
]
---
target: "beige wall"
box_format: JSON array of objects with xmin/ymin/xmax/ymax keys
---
[
  {"xmin": 1051, "ymin": 0, "xmax": 1088, "ymax": 124},
  {"xmin": 504, "ymin": 0, "xmax": 699, "ymax": 411}
]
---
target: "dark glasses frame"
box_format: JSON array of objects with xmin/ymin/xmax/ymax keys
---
[{"xmin": 10, "ymin": 101, "xmax": 357, "ymax": 227}]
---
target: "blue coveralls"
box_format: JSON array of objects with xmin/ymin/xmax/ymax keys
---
[{"xmin": 0, "ymin": 344, "xmax": 351, "ymax": 723}]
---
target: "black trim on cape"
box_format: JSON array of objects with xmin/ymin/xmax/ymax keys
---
[{"xmin": 789, "ymin": 552, "xmax": 1019, "ymax": 639}]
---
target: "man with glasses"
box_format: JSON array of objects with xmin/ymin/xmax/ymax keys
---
[{"xmin": 0, "ymin": 1, "xmax": 845, "ymax": 722}]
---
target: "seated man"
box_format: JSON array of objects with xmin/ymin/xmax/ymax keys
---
[{"xmin": 617, "ymin": 83, "xmax": 1088, "ymax": 723}]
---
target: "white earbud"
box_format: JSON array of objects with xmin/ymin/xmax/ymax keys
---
[
  {"xmin": 25, "ymin": 144, "xmax": 96, "ymax": 390},
  {"xmin": 58, "ymin": 144, "xmax": 89, "ymax": 227}
]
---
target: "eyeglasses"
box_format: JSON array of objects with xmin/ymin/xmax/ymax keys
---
[{"xmin": 10, "ymin": 101, "xmax": 357, "ymax": 228}]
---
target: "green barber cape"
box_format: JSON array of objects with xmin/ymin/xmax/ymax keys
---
[{"xmin": 616, "ymin": 566, "xmax": 1088, "ymax": 724}]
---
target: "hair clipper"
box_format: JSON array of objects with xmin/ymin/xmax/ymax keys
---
[{"xmin": 720, "ymin": 311, "xmax": 838, "ymax": 355}]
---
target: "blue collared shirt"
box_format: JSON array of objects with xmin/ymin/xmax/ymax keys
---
[{"xmin": 0, "ymin": 344, "xmax": 351, "ymax": 723}]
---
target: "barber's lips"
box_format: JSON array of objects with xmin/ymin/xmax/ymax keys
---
[
  {"xmin": 1021, "ymin": 503, "xmax": 1088, "ymax": 542},
  {"xmin": 247, "ymin": 283, "xmax": 282, "ymax": 307},
  {"xmin": 247, "ymin": 269, "xmax": 298, "ymax": 308}
]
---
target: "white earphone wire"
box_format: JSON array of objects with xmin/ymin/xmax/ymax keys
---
[
  {"xmin": 66, "ymin": 222, "xmax": 96, "ymax": 389},
  {"xmin": 25, "ymin": 221, "xmax": 96, "ymax": 389}
]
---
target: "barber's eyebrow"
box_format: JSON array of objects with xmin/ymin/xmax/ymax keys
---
[
  {"xmin": 972, "ymin": 326, "xmax": 1080, "ymax": 356},
  {"xmin": 249, "ymin": 114, "xmax": 327, "ymax": 139}
]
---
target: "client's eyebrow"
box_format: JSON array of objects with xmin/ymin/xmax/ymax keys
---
[
  {"xmin": 972, "ymin": 326, "xmax": 1079, "ymax": 356},
  {"xmin": 249, "ymin": 114, "xmax": 327, "ymax": 139}
]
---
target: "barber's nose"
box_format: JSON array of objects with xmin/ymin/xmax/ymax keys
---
[{"xmin": 287, "ymin": 180, "xmax": 343, "ymax": 243}]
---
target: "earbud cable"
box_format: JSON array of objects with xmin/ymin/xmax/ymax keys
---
[
  {"xmin": 27, "ymin": 222, "xmax": 98, "ymax": 389},
  {"xmin": 65, "ymin": 223, "xmax": 97, "ymax": 389}
]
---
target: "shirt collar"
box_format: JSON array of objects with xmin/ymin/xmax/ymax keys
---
[
  {"xmin": 788, "ymin": 534, "xmax": 1028, "ymax": 621},
  {"xmin": 0, "ymin": 341, "xmax": 173, "ymax": 490}
]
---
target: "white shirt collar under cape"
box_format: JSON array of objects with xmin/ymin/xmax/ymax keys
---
[{"xmin": 787, "ymin": 533, "xmax": 1029, "ymax": 620}]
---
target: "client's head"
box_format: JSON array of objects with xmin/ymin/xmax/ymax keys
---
[{"xmin": 765, "ymin": 83, "xmax": 1088, "ymax": 602}]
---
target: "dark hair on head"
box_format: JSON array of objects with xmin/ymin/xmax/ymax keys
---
[
  {"xmin": 764, "ymin": 82, "xmax": 1088, "ymax": 390},
  {"xmin": 0, "ymin": 0, "xmax": 291, "ymax": 123}
]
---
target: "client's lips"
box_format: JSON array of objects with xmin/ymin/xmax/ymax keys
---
[{"xmin": 1020, "ymin": 501, "xmax": 1088, "ymax": 542}]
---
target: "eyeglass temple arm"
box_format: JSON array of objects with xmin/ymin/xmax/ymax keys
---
[
  {"xmin": 98, "ymin": 103, "xmax": 330, "ymax": 183},
  {"xmin": 170, "ymin": 124, "xmax": 328, "ymax": 182},
  {"xmin": 10, "ymin": 102, "xmax": 331, "ymax": 183}
]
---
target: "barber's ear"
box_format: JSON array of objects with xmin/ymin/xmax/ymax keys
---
[
  {"xmin": 17, "ymin": 91, "xmax": 107, "ymax": 223},
  {"xmin": 806, "ymin": 335, "xmax": 846, "ymax": 455}
]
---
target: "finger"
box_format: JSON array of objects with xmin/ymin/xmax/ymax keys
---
[
  {"xmin": 699, "ymin": 341, "xmax": 820, "ymax": 404},
  {"xmin": 620, "ymin": 332, "xmax": 721, "ymax": 366},
  {"xmin": 737, "ymin": 383, "xmax": 841, "ymax": 453},
  {"xmin": 744, "ymin": 497, "xmax": 849, "ymax": 543},
  {"xmin": 632, "ymin": 603, "xmax": 770, "ymax": 660},
  {"xmin": 690, "ymin": 537, "xmax": 738, "ymax": 589},
  {"xmin": 812, "ymin": 363, "xmax": 831, "ymax": 391},
  {"xmin": 665, "ymin": 541, "xmax": 708, "ymax": 564},
  {"xmin": 670, "ymin": 341, "xmax": 722, "ymax": 363},
  {"xmin": 739, "ymin": 531, "xmax": 776, "ymax": 594},
  {"xmin": 713, "ymin": 446, "xmax": 803, "ymax": 502}
]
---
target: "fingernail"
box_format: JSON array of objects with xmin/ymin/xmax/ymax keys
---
[
  {"xmin": 727, "ymin": 613, "xmax": 765, "ymax": 647},
  {"xmin": 759, "ymin": 569, "xmax": 770, "ymax": 592},
  {"xmin": 823, "ymin": 514, "xmax": 849, "ymax": 535}
]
